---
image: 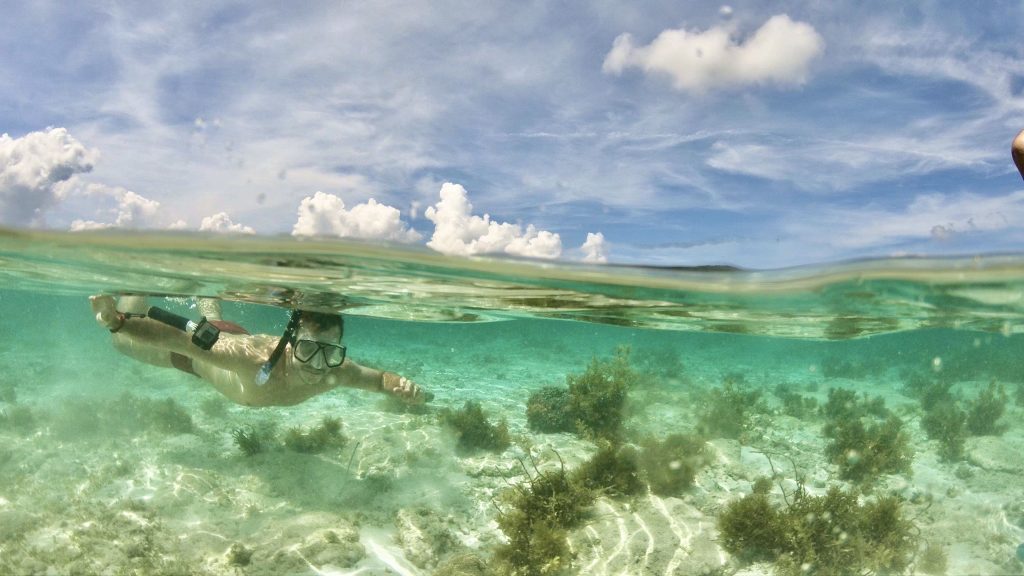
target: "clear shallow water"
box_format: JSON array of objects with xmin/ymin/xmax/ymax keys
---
[{"xmin": 1, "ymin": 228, "xmax": 1023, "ymax": 575}]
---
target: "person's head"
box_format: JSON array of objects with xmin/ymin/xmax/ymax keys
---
[
  {"xmin": 290, "ymin": 311, "xmax": 346, "ymax": 378},
  {"xmin": 294, "ymin": 310, "xmax": 344, "ymax": 344}
]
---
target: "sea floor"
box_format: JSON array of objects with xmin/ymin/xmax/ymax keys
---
[{"xmin": 1, "ymin": 328, "xmax": 1024, "ymax": 576}]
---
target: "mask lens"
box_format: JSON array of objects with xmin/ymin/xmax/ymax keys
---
[
  {"xmin": 324, "ymin": 344, "xmax": 346, "ymax": 367},
  {"xmin": 293, "ymin": 339, "xmax": 320, "ymax": 362}
]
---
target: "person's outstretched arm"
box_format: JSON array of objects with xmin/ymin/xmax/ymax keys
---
[
  {"xmin": 90, "ymin": 295, "xmax": 268, "ymax": 379},
  {"xmin": 330, "ymin": 359, "xmax": 431, "ymax": 404}
]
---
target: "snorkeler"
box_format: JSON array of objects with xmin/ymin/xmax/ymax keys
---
[
  {"xmin": 90, "ymin": 295, "xmax": 430, "ymax": 407},
  {"xmin": 1014, "ymin": 129, "xmax": 1024, "ymax": 181}
]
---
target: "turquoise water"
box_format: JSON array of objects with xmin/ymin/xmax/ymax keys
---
[{"xmin": 1, "ymin": 229, "xmax": 1023, "ymax": 575}]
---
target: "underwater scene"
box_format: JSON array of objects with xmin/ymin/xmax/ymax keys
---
[{"xmin": 2, "ymin": 229, "xmax": 1024, "ymax": 576}]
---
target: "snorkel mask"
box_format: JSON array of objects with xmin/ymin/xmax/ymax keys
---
[{"xmin": 255, "ymin": 310, "xmax": 302, "ymax": 386}]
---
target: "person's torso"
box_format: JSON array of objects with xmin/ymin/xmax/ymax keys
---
[{"xmin": 192, "ymin": 338, "xmax": 339, "ymax": 406}]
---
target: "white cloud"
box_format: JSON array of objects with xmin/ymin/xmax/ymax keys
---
[
  {"xmin": 859, "ymin": 25, "xmax": 1024, "ymax": 115},
  {"xmin": 291, "ymin": 191, "xmax": 421, "ymax": 242},
  {"xmin": 0, "ymin": 128, "xmax": 99, "ymax": 226},
  {"xmin": 785, "ymin": 190, "xmax": 1024, "ymax": 249},
  {"xmin": 610, "ymin": 190, "xmax": 1024, "ymax": 268},
  {"xmin": 424, "ymin": 182, "xmax": 562, "ymax": 259},
  {"xmin": 603, "ymin": 14, "xmax": 824, "ymax": 94},
  {"xmin": 581, "ymin": 232, "xmax": 609, "ymax": 263},
  {"xmin": 68, "ymin": 184, "xmax": 166, "ymax": 230},
  {"xmin": 111, "ymin": 190, "xmax": 161, "ymax": 228},
  {"xmin": 68, "ymin": 219, "xmax": 110, "ymax": 232},
  {"xmin": 706, "ymin": 134, "xmax": 995, "ymax": 191},
  {"xmin": 199, "ymin": 212, "xmax": 255, "ymax": 234}
]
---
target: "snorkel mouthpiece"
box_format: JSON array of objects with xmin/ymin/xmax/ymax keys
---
[{"xmin": 254, "ymin": 310, "xmax": 302, "ymax": 387}]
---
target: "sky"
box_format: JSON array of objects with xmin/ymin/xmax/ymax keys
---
[{"xmin": 1, "ymin": 1, "xmax": 1023, "ymax": 269}]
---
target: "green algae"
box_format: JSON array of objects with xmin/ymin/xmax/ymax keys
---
[
  {"xmin": 718, "ymin": 484, "xmax": 917, "ymax": 575},
  {"xmin": 525, "ymin": 346, "xmax": 637, "ymax": 441},
  {"xmin": 283, "ymin": 416, "xmax": 347, "ymax": 454},
  {"xmin": 820, "ymin": 388, "xmax": 912, "ymax": 483},
  {"xmin": 440, "ymin": 400, "xmax": 510, "ymax": 453},
  {"xmin": 493, "ymin": 452, "xmax": 595, "ymax": 576}
]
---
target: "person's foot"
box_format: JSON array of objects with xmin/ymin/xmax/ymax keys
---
[
  {"xmin": 382, "ymin": 372, "xmax": 432, "ymax": 404},
  {"xmin": 196, "ymin": 297, "xmax": 223, "ymax": 321},
  {"xmin": 90, "ymin": 295, "xmax": 121, "ymax": 330}
]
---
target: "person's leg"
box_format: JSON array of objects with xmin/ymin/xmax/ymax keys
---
[
  {"xmin": 111, "ymin": 335, "xmax": 177, "ymax": 369},
  {"xmin": 110, "ymin": 295, "xmax": 177, "ymax": 369},
  {"xmin": 117, "ymin": 295, "xmax": 149, "ymax": 314}
]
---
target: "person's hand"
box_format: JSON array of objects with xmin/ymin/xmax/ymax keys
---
[
  {"xmin": 381, "ymin": 372, "xmax": 433, "ymax": 404},
  {"xmin": 90, "ymin": 295, "xmax": 121, "ymax": 330}
]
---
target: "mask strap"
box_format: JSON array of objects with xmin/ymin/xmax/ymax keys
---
[{"xmin": 255, "ymin": 310, "xmax": 302, "ymax": 386}]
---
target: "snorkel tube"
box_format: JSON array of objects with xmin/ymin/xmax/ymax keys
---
[{"xmin": 255, "ymin": 310, "xmax": 302, "ymax": 386}]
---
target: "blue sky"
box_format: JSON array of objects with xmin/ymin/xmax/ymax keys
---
[{"xmin": 1, "ymin": 1, "xmax": 1023, "ymax": 268}]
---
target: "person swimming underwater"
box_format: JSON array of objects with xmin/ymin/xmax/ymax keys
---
[{"xmin": 91, "ymin": 295, "xmax": 431, "ymax": 407}]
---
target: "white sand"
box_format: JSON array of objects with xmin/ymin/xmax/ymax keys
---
[{"xmin": 1, "ymin": 340, "xmax": 1023, "ymax": 575}]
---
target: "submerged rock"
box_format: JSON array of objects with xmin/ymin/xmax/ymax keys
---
[
  {"xmin": 432, "ymin": 552, "xmax": 488, "ymax": 575},
  {"xmin": 967, "ymin": 436, "xmax": 1024, "ymax": 473},
  {"xmin": 395, "ymin": 507, "xmax": 459, "ymax": 569},
  {"xmin": 259, "ymin": 526, "xmax": 365, "ymax": 574},
  {"xmin": 298, "ymin": 528, "xmax": 366, "ymax": 568}
]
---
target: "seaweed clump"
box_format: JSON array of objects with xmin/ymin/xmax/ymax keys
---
[
  {"xmin": 965, "ymin": 381, "xmax": 1009, "ymax": 436},
  {"xmin": 572, "ymin": 442, "xmax": 644, "ymax": 497},
  {"xmin": 525, "ymin": 387, "xmax": 574, "ymax": 434},
  {"xmin": 493, "ymin": 452, "xmax": 595, "ymax": 576},
  {"xmin": 913, "ymin": 378, "xmax": 967, "ymax": 460},
  {"xmin": 911, "ymin": 377, "xmax": 1010, "ymax": 461},
  {"xmin": 820, "ymin": 387, "xmax": 889, "ymax": 421},
  {"xmin": 233, "ymin": 417, "xmax": 345, "ymax": 456},
  {"xmin": 773, "ymin": 384, "xmax": 819, "ymax": 420},
  {"xmin": 226, "ymin": 542, "xmax": 253, "ymax": 566},
  {"xmin": 918, "ymin": 542, "xmax": 948, "ymax": 575},
  {"xmin": 232, "ymin": 427, "xmax": 267, "ymax": 456},
  {"xmin": 820, "ymin": 388, "xmax": 912, "ymax": 483},
  {"xmin": 718, "ymin": 484, "xmax": 917, "ymax": 576},
  {"xmin": 696, "ymin": 376, "xmax": 763, "ymax": 440},
  {"xmin": 525, "ymin": 347, "xmax": 638, "ymax": 441},
  {"xmin": 566, "ymin": 346, "xmax": 637, "ymax": 440},
  {"xmin": 718, "ymin": 490, "xmax": 785, "ymax": 563},
  {"xmin": 571, "ymin": 434, "xmax": 711, "ymax": 499},
  {"xmin": 283, "ymin": 416, "xmax": 347, "ymax": 454},
  {"xmin": 439, "ymin": 400, "xmax": 510, "ymax": 453},
  {"xmin": 639, "ymin": 434, "xmax": 711, "ymax": 496},
  {"xmin": 920, "ymin": 400, "xmax": 967, "ymax": 461}
]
